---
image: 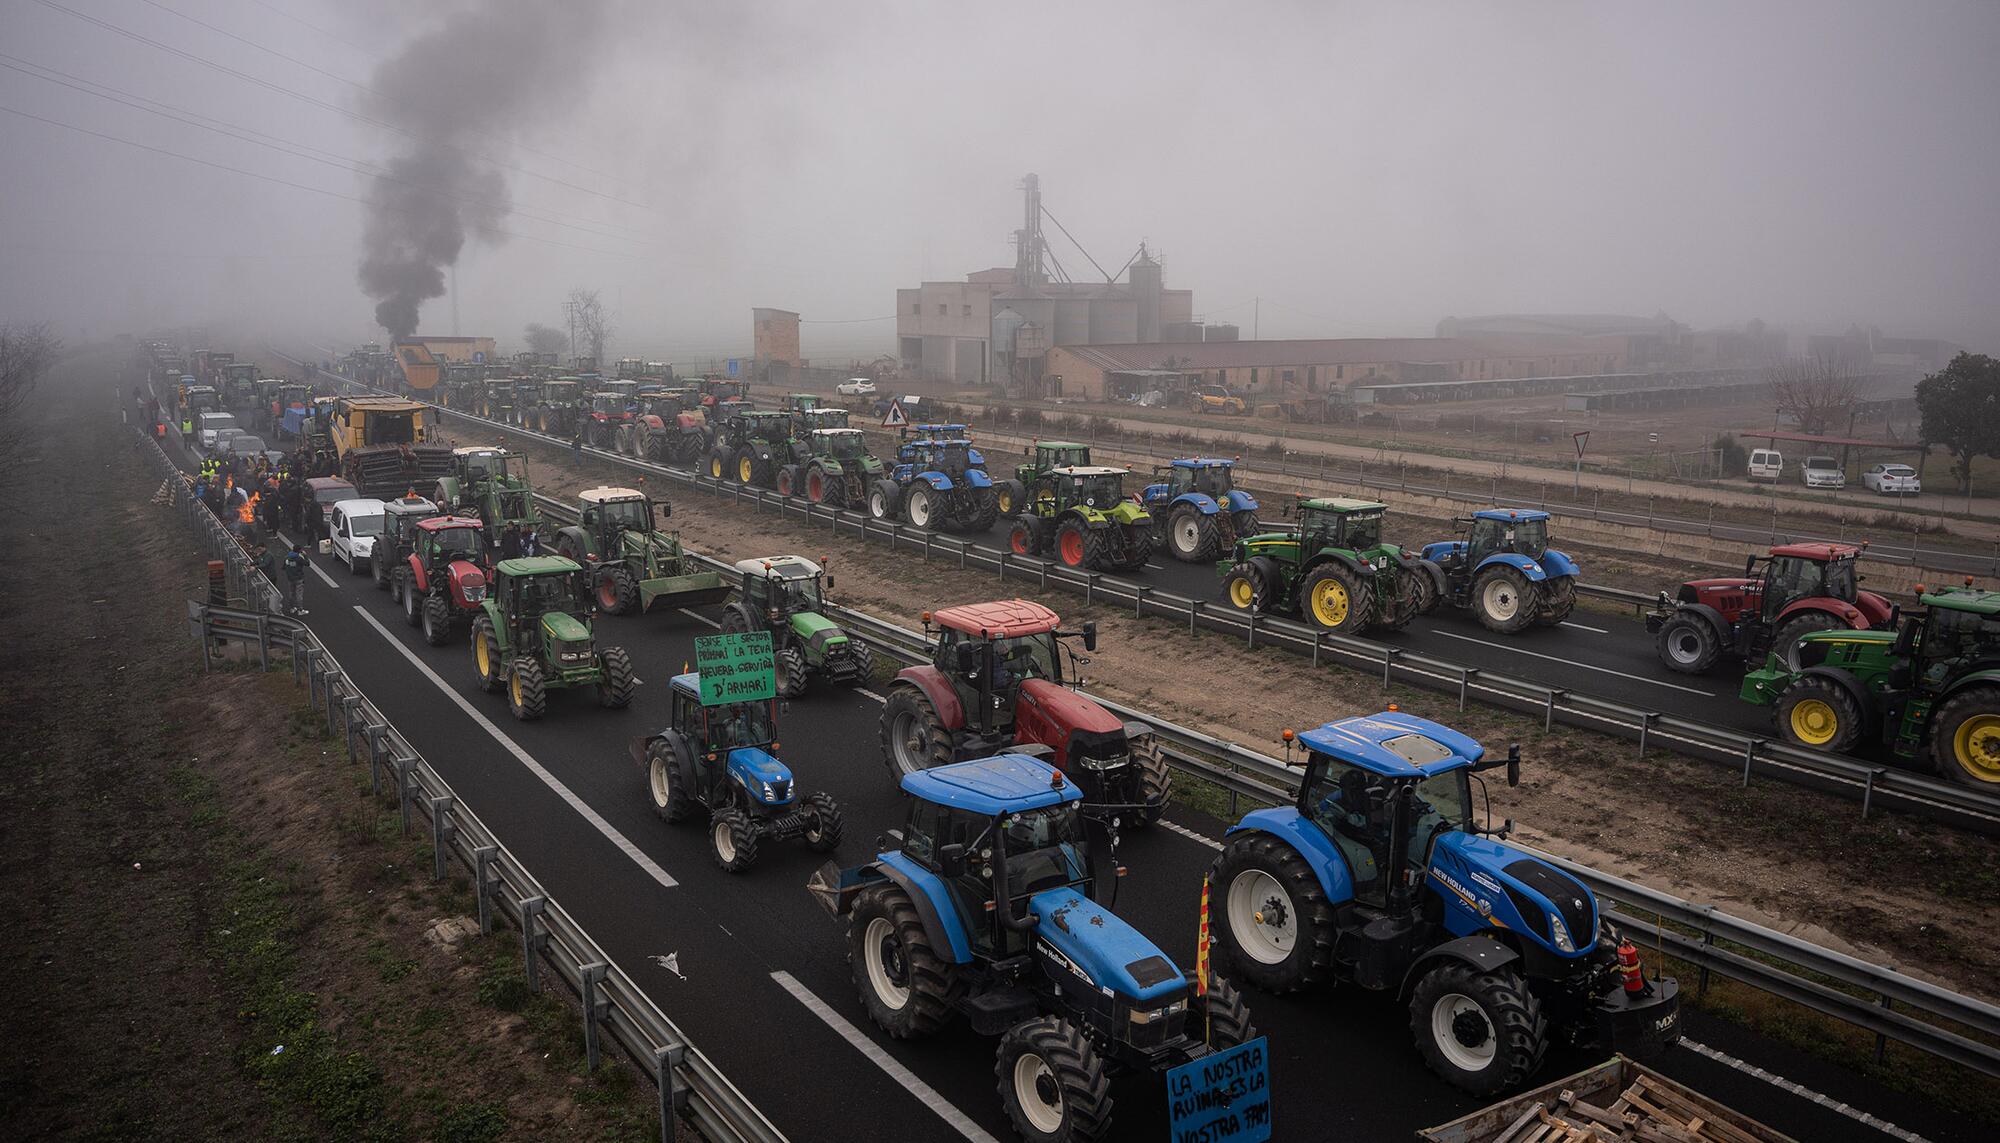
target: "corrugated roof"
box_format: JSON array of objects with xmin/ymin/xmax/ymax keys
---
[{"xmin": 1054, "ymin": 334, "xmax": 1624, "ymax": 372}]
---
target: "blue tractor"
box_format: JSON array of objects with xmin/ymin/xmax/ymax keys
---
[
  {"xmin": 632, "ymin": 673, "xmax": 843, "ymax": 873},
  {"xmin": 1139, "ymin": 457, "xmax": 1262, "ymax": 563},
  {"xmin": 1418, "ymin": 509, "xmax": 1579, "ymax": 632},
  {"xmin": 1208, "ymin": 711, "xmax": 1679, "ymax": 1095},
  {"xmin": 809, "ymin": 754, "xmax": 1256, "ymax": 1142},
  {"xmin": 868, "ymin": 432, "xmax": 999, "ymax": 532}
]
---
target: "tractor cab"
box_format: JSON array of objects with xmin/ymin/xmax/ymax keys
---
[
  {"xmin": 810, "ymin": 427, "xmax": 868, "ymax": 458},
  {"xmin": 735, "ymin": 555, "xmax": 828, "ymax": 620},
  {"xmin": 579, "ymin": 486, "xmax": 659, "ymax": 543},
  {"xmin": 590, "ymin": 391, "xmax": 634, "ymax": 419},
  {"xmin": 699, "ymin": 378, "xmax": 748, "ymax": 406},
  {"xmin": 1160, "ymin": 457, "xmax": 1236, "ymax": 499},
  {"xmin": 491, "ymin": 558, "xmax": 594, "ymax": 652},
  {"xmin": 796, "ymin": 407, "xmax": 850, "ymax": 431},
  {"xmin": 452, "ymin": 445, "xmax": 512, "ymax": 484},
  {"xmin": 414, "ymin": 516, "xmax": 488, "ymax": 568},
  {"xmin": 785, "ymin": 392, "xmax": 820, "ymax": 412},
  {"xmin": 1295, "ymin": 497, "xmax": 1387, "ymax": 551},
  {"xmin": 1755, "ymin": 544, "xmax": 1861, "ymax": 620},
  {"xmin": 668, "ymin": 673, "xmax": 777, "ymax": 755},
  {"xmin": 926, "ymin": 601, "xmax": 1082, "ymax": 739},
  {"xmin": 1463, "ymin": 509, "xmax": 1550, "ymax": 565},
  {"xmin": 1043, "ymin": 466, "xmax": 1129, "ymax": 512},
  {"xmin": 1027, "ymin": 441, "xmax": 1091, "ymax": 476}
]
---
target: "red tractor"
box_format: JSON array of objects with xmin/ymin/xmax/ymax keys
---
[
  {"xmin": 878, "ymin": 600, "xmax": 1171, "ymax": 824},
  {"xmin": 391, "ymin": 515, "xmax": 492, "ymax": 646},
  {"xmin": 1647, "ymin": 542, "xmax": 1894, "ymax": 674}
]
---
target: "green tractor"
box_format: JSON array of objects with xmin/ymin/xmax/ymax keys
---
[
  {"xmin": 993, "ymin": 440, "xmax": 1092, "ymax": 517},
  {"xmin": 433, "ymin": 445, "xmax": 539, "ymax": 543},
  {"xmin": 1005, "ymin": 466, "xmax": 1155, "ymax": 573},
  {"xmin": 1740, "ymin": 586, "xmax": 2000, "ymax": 787},
  {"xmin": 717, "ymin": 555, "xmax": 875, "ymax": 696},
  {"xmin": 707, "ymin": 409, "xmax": 794, "ymax": 487},
  {"xmin": 470, "ymin": 555, "xmax": 636, "ymax": 720},
  {"xmin": 778, "ymin": 427, "xmax": 882, "ymax": 509},
  {"xmin": 552, "ymin": 487, "xmax": 731, "ymax": 615},
  {"xmin": 1216, "ymin": 497, "xmax": 1432, "ymax": 635}
]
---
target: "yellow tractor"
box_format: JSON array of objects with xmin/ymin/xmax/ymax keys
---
[{"xmin": 331, "ymin": 397, "xmax": 454, "ymax": 496}]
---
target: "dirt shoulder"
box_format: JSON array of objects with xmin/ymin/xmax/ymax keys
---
[
  {"xmin": 0, "ymin": 348, "xmax": 662, "ymax": 1142},
  {"xmin": 482, "ymin": 413, "xmax": 2000, "ymax": 1006}
]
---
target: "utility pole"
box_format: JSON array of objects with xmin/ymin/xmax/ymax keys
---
[
  {"xmin": 1254, "ymin": 297, "xmax": 1260, "ymax": 340},
  {"xmin": 450, "ymin": 264, "xmax": 460, "ymax": 336}
]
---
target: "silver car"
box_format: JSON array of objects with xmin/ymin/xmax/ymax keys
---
[{"xmin": 1862, "ymin": 463, "xmax": 1921, "ymax": 495}]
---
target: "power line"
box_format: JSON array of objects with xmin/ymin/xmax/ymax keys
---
[
  {"xmin": 799, "ymin": 315, "xmax": 897, "ymax": 324},
  {"xmin": 243, "ymin": 0, "xmax": 373, "ymax": 56}
]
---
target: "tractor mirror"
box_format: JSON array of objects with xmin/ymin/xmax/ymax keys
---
[
  {"xmin": 660, "ymin": 502, "xmax": 671, "ymax": 519},
  {"xmin": 1745, "ymin": 554, "xmax": 1758, "ymax": 576},
  {"xmin": 937, "ymin": 843, "xmax": 966, "ymax": 878},
  {"xmin": 1892, "ymin": 615, "xmax": 1918, "ymax": 657},
  {"xmin": 1082, "ymin": 621, "xmax": 1097, "ymax": 652},
  {"xmin": 824, "ymin": 575, "xmax": 834, "ymax": 591}
]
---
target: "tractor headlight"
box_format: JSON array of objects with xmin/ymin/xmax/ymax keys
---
[
  {"xmin": 1128, "ymin": 999, "xmax": 1186, "ymax": 1025},
  {"xmin": 760, "ymin": 780, "xmax": 778, "ymax": 801},
  {"xmin": 1077, "ymin": 751, "xmax": 1128, "ymax": 771},
  {"xmin": 1548, "ymin": 912, "xmax": 1574, "ymax": 953}
]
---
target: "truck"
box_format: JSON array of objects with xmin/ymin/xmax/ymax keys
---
[{"xmin": 328, "ymin": 396, "xmax": 453, "ymax": 497}]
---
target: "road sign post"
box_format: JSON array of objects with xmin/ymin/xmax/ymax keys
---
[
  {"xmin": 1572, "ymin": 430, "xmax": 1590, "ymax": 498},
  {"xmin": 692, "ymin": 631, "xmax": 775, "ymax": 705},
  {"xmin": 882, "ymin": 399, "xmax": 908, "ymax": 428}
]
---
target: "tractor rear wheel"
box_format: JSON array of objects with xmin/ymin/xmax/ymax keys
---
[
  {"xmin": 598, "ymin": 647, "xmax": 636, "ymax": 708},
  {"xmin": 905, "ymin": 483, "xmax": 938, "ymax": 529},
  {"xmin": 850, "ymin": 884, "xmax": 960, "ymax": 1039},
  {"xmin": 882, "ymin": 682, "xmax": 955, "ymax": 779},
  {"xmin": 1373, "ymin": 566, "xmax": 1425, "ymax": 632},
  {"xmin": 709, "ymin": 807, "xmax": 757, "ymax": 873},
  {"xmin": 1929, "ymin": 687, "xmax": 2000, "ymax": 787},
  {"xmin": 1080, "ymin": 524, "xmax": 1117, "ymax": 571},
  {"xmin": 598, "ymin": 566, "xmax": 638, "ymax": 615},
  {"xmin": 1655, "ymin": 611, "xmax": 1720, "ymax": 674},
  {"xmin": 995, "ymin": 1016, "xmax": 1113, "ymax": 1143},
  {"xmin": 373, "ymin": 549, "xmax": 392, "ymax": 590},
  {"xmin": 645, "ymin": 738, "xmax": 695, "ymax": 823},
  {"xmin": 1121, "ymin": 523, "xmax": 1156, "ymax": 570},
  {"xmin": 996, "ymin": 479, "xmax": 1026, "ymax": 517},
  {"xmin": 1300, "ymin": 562, "xmax": 1370, "ymax": 634},
  {"xmin": 507, "ymin": 658, "xmax": 547, "ymax": 721},
  {"xmin": 802, "ymin": 791, "xmax": 843, "ymax": 852},
  {"xmin": 776, "ymin": 464, "xmax": 800, "ymax": 497},
  {"xmin": 421, "ymin": 594, "xmax": 452, "ymax": 646},
  {"xmin": 471, "ymin": 617, "xmax": 504, "ymax": 692},
  {"xmin": 1773, "ymin": 611, "xmax": 1846, "ymax": 664},
  {"xmin": 1473, "ymin": 566, "xmax": 1538, "ymax": 634},
  {"xmin": 1193, "ymin": 976, "xmax": 1257, "ymax": 1049},
  {"xmin": 868, "ymin": 480, "xmax": 899, "ymax": 521},
  {"xmin": 1166, "ymin": 505, "xmax": 1220, "ymax": 562},
  {"xmin": 1056, "ymin": 521, "xmax": 1090, "ymax": 568},
  {"xmin": 1776, "ymin": 676, "xmax": 1862, "ymax": 753},
  {"xmin": 966, "ymin": 488, "xmax": 1000, "ymax": 532},
  {"xmin": 1209, "ymin": 835, "xmax": 1335, "ymax": 991},
  {"xmin": 820, "ymin": 473, "xmax": 847, "ymax": 509},
  {"xmin": 1409, "ymin": 962, "xmax": 1547, "ymax": 1096},
  {"xmin": 391, "ymin": 566, "xmax": 407, "ymax": 606},
  {"xmin": 402, "ymin": 575, "xmax": 423, "ymax": 626},
  {"xmin": 1536, "ymin": 577, "xmax": 1577, "ymax": 626},
  {"xmin": 1231, "ymin": 510, "xmax": 1262, "ymax": 539},
  {"xmin": 775, "ymin": 644, "xmax": 810, "ymax": 698}
]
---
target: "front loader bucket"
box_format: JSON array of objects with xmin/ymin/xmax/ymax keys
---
[{"xmin": 638, "ymin": 570, "xmax": 732, "ymax": 612}]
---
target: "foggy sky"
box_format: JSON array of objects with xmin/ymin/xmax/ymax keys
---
[{"xmin": 2, "ymin": 0, "xmax": 1995, "ymax": 363}]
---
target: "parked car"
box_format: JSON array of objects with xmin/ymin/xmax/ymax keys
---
[
  {"xmin": 1862, "ymin": 463, "xmax": 1921, "ymax": 495},
  {"xmin": 197, "ymin": 411, "xmax": 240, "ymax": 451},
  {"xmin": 1801, "ymin": 455, "xmax": 1846, "ymax": 489},
  {"xmin": 210, "ymin": 427, "xmax": 247, "ymax": 457},
  {"xmin": 328, "ymin": 497, "xmax": 389, "ymax": 573},
  {"xmin": 220, "ymin": 433, "xmax": 284, "ymax": 467},
  {"xmin": 303, "ymin": 476, "xmax": 359, "ymax": 542},
  {"xmin": 1747, "ymin": 447, "xmax": 1784, "ymax": 482},
  {"xmin": 835, "ymin": 377, "xmax": 876, "ymax": 396}
]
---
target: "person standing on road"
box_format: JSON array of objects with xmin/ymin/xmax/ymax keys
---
[
  {"xmin": 499, "ymin": 522, "xmax": 523, "ymax": 562},
  {"xmin": 571, "ymin": 429, "xmax": 583, "ymax": 466},
  {"xmin": 283, "ymin": 543, "xmax": 310, "ymax": 615},
  {"xmin": 254, "ymin": 543, "xmax": 277, "ymax": 586},
  {"xmin": 520, "ymin": 527, "xmax": 541, "ymax": 557}
]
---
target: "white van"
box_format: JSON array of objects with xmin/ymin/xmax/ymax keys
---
[
  {"xmin": 197, "ymin": 411, "xmax": 240, "ymax": 452},
  {"xmin": 1747, "ymin": 448, "xmax": 1783, "ymax": 482},
  {"xmin": 328, "ymin": 498, "xmax": 388, "ymax": 573}
]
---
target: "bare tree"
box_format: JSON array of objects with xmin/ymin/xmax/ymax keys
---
[
  {"xmin": 565, "ymin": 288, "xmax": 611, "ymax": 365},
  {"xmin": 0, "ymin": 323, "xmax": 62, "ymax": 486},
  {"xmin": 523, "ymin": 322, "xmax": 568, "ymax": 357},
  {"xmin": 1767, "ymin": 356, "xmax": 1859, "ymax": 436}
]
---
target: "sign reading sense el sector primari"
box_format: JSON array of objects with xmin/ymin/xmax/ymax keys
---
[
  {"xmin": 693, "ymin": 631, "xmax": 775, "ymax": 706},
  {"xmin": 1166, "ymin": 1036, "xmax": 1271, "ymax": 1143}
]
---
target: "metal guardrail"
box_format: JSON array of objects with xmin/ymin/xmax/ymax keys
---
[
  {"xmin": 297, "ymin": 366, "xmax": 2000, "ymax": 835},
  {"xmin": 139, "ymin": 428, "xmax": 786, "ymax": 1143}
]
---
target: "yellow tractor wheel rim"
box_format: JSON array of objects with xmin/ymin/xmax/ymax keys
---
[
  {"xmin": 998, "ymin": 490, "xmax": 1013, "ymax": 514},
  {"xmin": 510, "ymin": 671, "xmax": 523, "ymax": 706},
  {"xmin": 710, "ymin": 458, "xmax": 722, "ymax": 478},
  {"xmin": 1952, "ymin": 714, "xmax": 2000, "ymax": 782},
  {"xmin": 1789, "ymin": 698, "xmax": 1839, "ymax": 746},
  {"xmin": 1310, "ymin": 579, "xmax": 1350, "ymax": 627},
  {"xmin": 475, "ymin": 634, "xmax": 490, "ymax": 677},
  {"xmin": 739, "ymin": 457, "xmax": 754, "ymax": 482},
  {"xmin": 1229, "ymin": 577, "xmax": 1254, "ymax": 609}
]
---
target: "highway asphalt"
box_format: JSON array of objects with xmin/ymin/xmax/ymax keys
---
[{"xmin": 170, "ymin": 397, "xmax": 1971, "ymax": 1141}]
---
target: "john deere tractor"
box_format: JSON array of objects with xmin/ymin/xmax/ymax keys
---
[
  {"xmin": 708, "ymin": 409, "xmax": 794, "ymax": 487},
  {"xmin": 432, "ymin": 446, "xmax": 539, "ymax": 544},
  {"xmin": 808, "ymin": 753, "xmax": 1256, "ymax": 1142},
  {"xmin": 1740, "ymin": 586, "xmax": 2000, "ymax": 787},
  {"xmin": 778, "ymin": 427, "xmax": 881, "ymax": 508},
  {"xmin": 1005, "ymin": 466, "xmax": 1155, "ymax": 573},
  {"xmin": 469, "ymin": 556, "xmax": 636, "ymax": 720},
  {"xmin": 993, "ymin": 440, "xmax": 1092, "ymax": 517},
  {"xmin": 880, "ymin": 600, "xmax": 1170, "ymax": 824},
  {"xmin": 636, "ymin": 673, "xmax": 842, "ymax": 872},
  {"xmin": 717, "ymin": 555, "xmax": 875, "ymax": 696},
  {"xmin": 1209, "ymin": 711, "xmax": 1680, "ymax": 1094},
  {"xmin": 1141, "ymin": 458, "xmax": 1263, "ymax": 563},
  {"xmin": 552, "ymin": 487, "xmax": 730, "ymax": 615},
  {"xmin": 1419, "ymin": 509, "xmax": 1580, "ymax": 634},
  {"xmin": 1218, "ymin": 498, "xmax": 1432, "ymax": 635}
]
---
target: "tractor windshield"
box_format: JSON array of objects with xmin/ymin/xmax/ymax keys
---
[
  {"xmin": 1070, "ymin": 474, "xmax": 1123, "ymax": 508},
  {"xmin": 514, "ymin": 573, "xmax": 581, "ymax": 618},
  {"xmin": 1340, "ymin": 512, "xmax": 1383, "ymax": 549},
  {"xmin": 821, "ymin": 431, "xmax": 865, "ymax": 457},
  {"xmin": 705, "ymin": 700, "xmax": 774, "ymax": 751},
  {"xmin": 597, "ymin": 499, "xmax": 651, "ymax": 531},
  {"xmin": 432, "ymin": 528, "xmax": 483, "ymax": 560},
  {"xmin": 995, "ymin": 804, "xmax": 1090, "ymax": 897},
  {"xmin": 769, "ymin": 571, "xmax": 823, "ymax": 614},
  {"xmin": 1409, "ymin": 771, "xmax": 1471, "ymax": 867},
  {"xmin": 992, "ymin": 633, "xmax": 1058, "ymax": 684}
]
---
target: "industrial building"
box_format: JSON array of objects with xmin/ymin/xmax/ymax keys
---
[{"xmin": 753, "ymin": 307, "xmax": 803, "ymax": 370}]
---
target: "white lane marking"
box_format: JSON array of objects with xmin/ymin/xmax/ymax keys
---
[
  {"xmin": 769, "ymin": 970, "xmax": 999, "ymax": 1143},
  {"xmin": 273, "ymin": 529, "xmax": 342, "ymax": 588},
  {"xmin": 1429, "ymin": 630, "xmax": 1715, "ymax": 697},
  {"xmin": 1559, "ymin": 620, "xmax": 1608, "ymax": 634},
  {"xmin": 350, "ymin": 605, "xmax": 678, "ymax": 888},
  {"xmin": 1146, "ymin": 563, "xmax": 1165, "ymax": 570},
  {"xmin": 1679, "ymin": 1038, "xmax": 1928, "ymax": 1141},
  {"xmin": 677, "ymin": 608, "xmax": 721, "ymax": 629},
  {"xmin": 1156, "ymin": 818, "xmax": 1223, "ymax": 851}
]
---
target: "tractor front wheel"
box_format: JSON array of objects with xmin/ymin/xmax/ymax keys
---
[
  {"xmin": 1192, "ymin": 976, "xmax": 1257, "ymax": 1049},
  {"xmin": 995, "ymin": 1016, "xmax": 1113, "ymax": 1143},
  {"xmin": 1409, "ymin": 962, "xmax": 1548, "ymax": 1096},
  {"xmin": 776, "ymin": 464, "xmax": 800, "ymax": 497},
  {"xmin": 471, "ymin": 617, "xmax": 504, "ymax": 692},
  {"xmin": 507, "ymin": 658, "xmax": 548, "ymax": 721},
  {"xmin": 1473, "ymin": 566, "xmax": 1538, "ymax": 634},
  {"xmin": 1300, "ymin": 562, "xmax": 1370, "ymax": 635},
  {"xmin": 845, "ymin": 641, "xmax": 875, "ymax": 688},
  {"xmin": 402, "ymin": 574, "xmax": 423, "ymax": 626},
  {"xmin": 373, "ymin": 549, "xmax": 392, "ymax": 590},
  {"xmin": 996, "ymin": 479, "xmax": 1026, "ymax": 517},
  {"xmin": 598, "ymin": 646, "xmax": 636, "ymax": 708},
  {"xmin": 421, "ymin": 594, "xmax": 452, "ymax": 646},
  {"xmin": 802, "ymin": 791, "xmax": 843, "ymax": 852},
  {"xmin": 734, "ymin": 448, "xmax": 764, "ymax": 486},
  {"xmin": 1772, "ymin": 611, "xmax": 1846, "ymax": 664},
  {"xmin": 707, "ymin": 449, "xmax": 727, "ymax": 480},
  {"xmin": 775, "ymin": 644, "xmax": 810, "ymax": 698},
  {"xmin": 1130, "ymin": 741, "xmax": 1171, "ymax": 827},
  {"xmin": 1929, "ymin": 687, "xmax": 2000, "ymax": 787},
  {"xmin": 1776, "ymin": 676, "xmax": 1862, "ymax": 753},
  {"xmin": 1655, "ymin": 611, "xmax": 1720, "ymax": 674},
  {"xmin": 868, "ymin": 480, "xmax": 899, "ymax": 521},
  {"xmin": 804, "ymin": 466, "xmax": 828, "ymax": 503},
  {"xmin": 1166, "ymin": 505, "xmax": 1220, "ymax": 562},
  {"xmin": 1209, "ymin": 836, "xmax": 1335, "ymax": 991},
  {"xmin": 391, "ymin": 566, "xmax": 407, "ymax": 606},
  {"xmin": 1055, "ymin": 521, "xmax": 1089, "ymax": 568},
  {"xmin": 881, "ymin": 682, "xmax": 954, "ymax": 779},
  {"xmin": 905, "ymin": 483, "xmax": 938, "ymax": 530},
  {"xmin": 850, "ymin": 884, "xmax": 960, "ymax": 1039},
  {"xmin": 645, "ymin": 738, "xmax": 695, "ymax": 823},
  {"xmin": 709, "ymin": 807, "xmax": 758, "ymax": 873},
  {"xmin": 1009, "ymin": 518, "xmax": 1043, "ymax": 557},
  {"xmin": 598, "ymin": 566, "xmax": 638, "ymax": 615},
  {"xmin": 1219, "ymin": 561, "xmax": 1274, "ymax": 613}
]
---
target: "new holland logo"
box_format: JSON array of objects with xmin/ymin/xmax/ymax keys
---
[{"xmin": 1037, "ymin": 940, "xmax": 1092, "ymax": 985}]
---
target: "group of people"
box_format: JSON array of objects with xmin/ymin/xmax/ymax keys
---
[{"xmin": 498, "ymin": 520, "xmax": 542, "ymax": 560}]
